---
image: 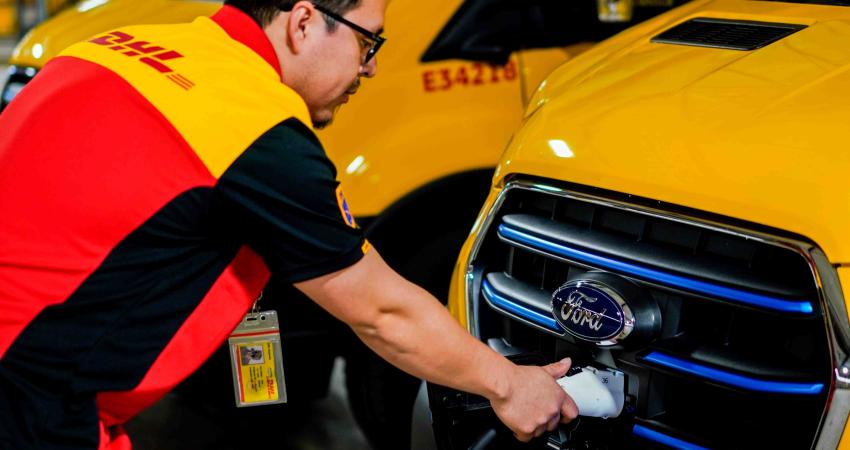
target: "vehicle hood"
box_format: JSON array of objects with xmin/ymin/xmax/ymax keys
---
[
  {"xmin": 10, "ymin": 0, "xmax": 221, "ymax": 68},
  {"xmin": 503, "ymin": 0, "xmax": 850, "ymax": 262}
]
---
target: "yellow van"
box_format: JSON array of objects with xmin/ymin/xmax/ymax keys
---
[
  {"xmin": 437, "ymin": 0, "xmax": 850, "ymax": 448},
  {"xmin": 0, "ymin": 0, "xmax": 684, "ymax": 447}
]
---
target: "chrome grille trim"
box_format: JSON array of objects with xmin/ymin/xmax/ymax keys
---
[{"xmin": 811, "ymin": 249, "xmax": 850, "ymax": 449}]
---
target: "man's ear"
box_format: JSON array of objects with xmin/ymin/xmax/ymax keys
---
[{"xmin": 286, "ymin": 1, "xmax": 317, "ymax": 54}]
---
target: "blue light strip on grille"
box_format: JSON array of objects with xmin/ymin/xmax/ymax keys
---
[
  {"xmin": 643, "ymin": 351, "xmax": 824, "ymax": 395},
  {"xmin": 481, "ymin": 279, "xmax": 562, "ymax": 332},
  {"xmin": 498, "ymin": 224, "xmax": 814, "ymax": 315},
  {"xmin": 633, "ymin": 424, "xmax": 710, "ymax": 450}
]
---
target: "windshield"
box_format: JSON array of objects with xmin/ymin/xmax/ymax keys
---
[{"xmin": 756, "ymin": 0, "xmax": 850, "ymax": 5}]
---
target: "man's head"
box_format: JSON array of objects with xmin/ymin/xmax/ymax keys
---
[{"xmin": 224, "ymin": 0, "xmax": 387, "ymax": 128}]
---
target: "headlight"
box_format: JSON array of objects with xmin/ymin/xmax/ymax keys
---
[{"xmin": 1, "ymin": 66, "xmax": 38, "ymax": 111}]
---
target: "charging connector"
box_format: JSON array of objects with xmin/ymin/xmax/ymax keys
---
[{"xmin": 557, "ymin": 367, "xmax": 625, "ymax": 418}]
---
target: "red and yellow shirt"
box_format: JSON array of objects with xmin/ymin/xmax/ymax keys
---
[{"xmin": 0, "ymin": 6, "xmax": 366, "ymax": 449}]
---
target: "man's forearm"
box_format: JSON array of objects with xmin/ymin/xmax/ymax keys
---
[
  {"xmin": 296, "ymin": 250, "xmax": 514, "ymax": 401},
  {"xmin": 350, "ymin": 277, "xmax": 514, "ymax": 401}
]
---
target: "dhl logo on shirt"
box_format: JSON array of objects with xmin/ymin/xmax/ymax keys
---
[{"xmin": 88, "ymin": 31, "xmax": 196, "ymax": 91}]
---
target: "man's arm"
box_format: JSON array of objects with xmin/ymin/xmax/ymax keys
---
[{"xmin": 295, "ymin": 249, "xmax": 578, "ymax": 441}]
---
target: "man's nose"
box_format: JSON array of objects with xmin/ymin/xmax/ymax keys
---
[{"xmin": 360, "ymin": 57, "xmax": 377, "ymax": 78}]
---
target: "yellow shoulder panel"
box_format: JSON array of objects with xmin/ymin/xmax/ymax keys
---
[{"xmin": 59, "ymin": 17, "xmax": 312, "ymax": 178}]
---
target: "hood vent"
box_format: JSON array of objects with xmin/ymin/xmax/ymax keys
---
[{"xmin": 652, "ymin": 18, "xmax": 806, "ymax": 51}]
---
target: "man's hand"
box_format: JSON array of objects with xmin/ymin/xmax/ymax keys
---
[{"xmin": 490, "ymin": 358, "xmax": 579, "ymax": 442}]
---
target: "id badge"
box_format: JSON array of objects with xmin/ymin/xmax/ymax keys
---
[{"xmin": 228, "ymin": 310, "xmax": 287, "ymax": 407}]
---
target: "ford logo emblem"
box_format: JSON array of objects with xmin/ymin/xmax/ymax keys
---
[{"xmin": 551, "ymin": 278, "xmax": 634, "ymax": 345}]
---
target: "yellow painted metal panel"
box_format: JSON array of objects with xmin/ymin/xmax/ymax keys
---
[{"xmin": 502, "ymin": 0, "xmax": 850, "ymax": 262}]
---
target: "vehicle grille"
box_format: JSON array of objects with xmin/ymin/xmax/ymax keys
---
[
  {"xmin": 467, "ymin": 181, "xmax": 832, "ymax": 449},
  {"xmin": 651, "ymin": 18, "xmax": 806, "ymax": 51}
]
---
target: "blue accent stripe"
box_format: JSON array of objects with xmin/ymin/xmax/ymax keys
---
[
  {"xmin": 482, "ymin": 280, "xmax": 562, "ymax": 332},
  {"xmin": 633, "ymin": 424, "xmax": 710, "ymax": 450},
  {"xmin": 498, "ymin": 224, "xmax": 813, "ymax": 315},
  {"xmin": 643, "ymin": 351, "xmax": 824, "ymax": 395}
]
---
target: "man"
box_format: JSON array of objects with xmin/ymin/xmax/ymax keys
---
[{"xmin": 0, "ymin": 0, "xmax": 578, "ymax": 448}]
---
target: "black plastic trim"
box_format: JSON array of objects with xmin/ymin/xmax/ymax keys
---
[{"xmin": 652, "ymin": 17, "xmax": 806, "ymax": 51}]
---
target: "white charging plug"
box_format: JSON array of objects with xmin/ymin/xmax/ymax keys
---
[{"xmin": 556, "ymin": 366, "xmax": 625, "ymax": 418}]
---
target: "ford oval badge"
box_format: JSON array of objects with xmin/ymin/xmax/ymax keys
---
[{"xmin": 552, "ymin": 279, "xmax": 633, "ymax": 345}]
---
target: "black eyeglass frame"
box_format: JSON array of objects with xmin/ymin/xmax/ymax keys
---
[{"xmin": 312, "ymin": 3, "xmax": 386, "ymax": 65}]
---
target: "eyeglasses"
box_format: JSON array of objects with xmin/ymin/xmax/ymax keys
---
[{"xmin": 312, "ymin": 3, "xmax": 386, "ymax": 65}]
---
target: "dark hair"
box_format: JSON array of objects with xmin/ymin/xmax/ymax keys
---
[{"xmin": 224, "ymin": 0, "xmax": 361, "ymax": 28}]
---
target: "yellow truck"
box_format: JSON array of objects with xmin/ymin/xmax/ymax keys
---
[
  {"xmin": 0, "ymin": 0, "xmax": 684, "ymax": 447},
  {"xmin": 434, "ymin": 0, "xmax": 850, "ymax": 448}
]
